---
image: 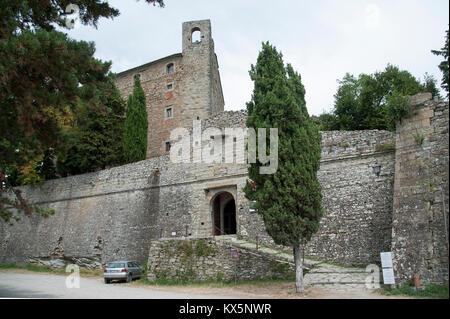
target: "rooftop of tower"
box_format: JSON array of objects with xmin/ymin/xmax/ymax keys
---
[{"xmin": 115, "ymin": 52, "xmax": 183, "ymax": 78}]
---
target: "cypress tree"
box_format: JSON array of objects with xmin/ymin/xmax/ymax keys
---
[
  {"xmin": 431, "ymin": 29, "xmax": 449, "ymax": 98},
  {"xmin": 123, "ymin": 76, "xmax": 148, "ymax": 163},
  {"xmin": 244, "ymin": 42, "xmax": 322, "ymax": 293}
]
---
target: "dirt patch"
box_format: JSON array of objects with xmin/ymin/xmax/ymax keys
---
[
  {"xmin": 128, "ymin": 281, "xmax": 414, "ymax": 299},
  {"xmin": 0, "ymin": 269, "xmax": 413, "ymax": 299}
]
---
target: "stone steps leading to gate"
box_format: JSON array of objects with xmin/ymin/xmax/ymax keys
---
[{"xmin": 213, "ymin": 235, "xmax": 378, "ymax": 288}]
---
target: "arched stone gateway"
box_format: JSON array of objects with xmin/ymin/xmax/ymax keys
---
[{"xmin": 211, "ymin": 191, "xmax": 237, "ymax": 236}]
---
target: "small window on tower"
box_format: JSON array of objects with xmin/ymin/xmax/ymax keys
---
[
  {"xmin": 165, "ymin": 107, "xmax": 173, "ymax": 119},
  {"xmin": 165, "ymin": 141, "xmax": 171, "ymax": 152},
  {"xmin": 167, "ymin": 63, "xmax": 174, "ymax": 74},
  {"xmin": 192, "ymin": 28, "xmax": 201, "ymax": 43},
  {"xmin": 132, "ymin": 73, "xmax": 141, "ymax": 85},
  {"xmin": 167, "ymin": 83, "xmax": 173, "ymax": 91}
]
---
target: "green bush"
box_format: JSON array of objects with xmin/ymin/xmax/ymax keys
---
[
  {"xmin": 194, "ymin": 239, "xmax": 215, "ymax": 257},
  {"xmin": 380, "ymin": 284, "xmax": 449, "ymax": 299}
]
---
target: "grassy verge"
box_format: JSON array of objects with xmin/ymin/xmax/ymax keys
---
[
  {"xmin": 378, "ymin": 284, "xmax": 449, "ymax": 299},
  {"xmin": 297, "ymin": 255, "xmax": 367, "ymax": 269},
  {"xmin": 315, "ymin": 260, "xmax": 367, "ymax": 269},
  {"xmin": 0, "ymin": 263, "xmax": 103, "ymax": 277},
  {"xmin": 136, "ymin": 276, "xmax": 294, "ymax": 288}
]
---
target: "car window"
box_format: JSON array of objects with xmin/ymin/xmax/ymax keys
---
[
  {"xmin": 107, "ymin": 262, "xmax": 125, "ymax": 268},
  {"xmin": 127, "ymin": 262, "xmax": 133, "ymax": 267}
]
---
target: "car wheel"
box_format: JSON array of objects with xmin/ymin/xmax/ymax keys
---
[
  {"xmin": 104, "ymin": 278, "xmax": 110, "ymax": 284},
  {"xmin": 126, "ymin": 273, "xmax": 132, "ymax": 283}
]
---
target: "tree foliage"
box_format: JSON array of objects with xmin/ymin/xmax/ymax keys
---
[
  {"xmin": 56, "ymin": 76, "xmax": 126, "ymax": 176},
  {"xmin": 0, "ymin": 0, "xmax": 163, "ymax": 222},
  {"xmin": 0, "ymin": 29, "xmax": 111, "ymax": 178},
  {"xmin": 123, "ymin": 76, "xmax": 148, "ymax": 163},
  {"xmin": 314, "ymin": 64, "xmax": 439, "ymax": 132},
  {"xmin": 244, "ymin": 42, "xmax": 322, "ymax": 292},
  {"xmin": 432, "ymin": 28, "xmax": 449, "ymax": 98},
  {"xmin": 0, "ymin": 0, "xmax": 164, "ymax": 39},
  {"xmin": 310, "ymin": 113, "xmax": 339, "ymax": 131}
]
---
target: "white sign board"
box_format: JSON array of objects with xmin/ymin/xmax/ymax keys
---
[
  {"xmin": 249, "ymin": 200, "xmax": 258, "ymax": 213},
  {"xmin": 380, "ymin": 252, "xmax": 395, "ymax": 285},
  {"xmin": 380, "ymin": 252, "xmax": 393, "ymax": 268},
  {"xmin": 382, "ymin": 268, "xmax": 396, "ymax": 285}
]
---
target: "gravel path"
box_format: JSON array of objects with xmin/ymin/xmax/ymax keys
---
[
  {"xmin": 0, "ymin": 272, "xmax": 236, "ymax": 299},
  {"xmin": 0, "ymin": 270, "xmax": 412, "ymax": 299}
]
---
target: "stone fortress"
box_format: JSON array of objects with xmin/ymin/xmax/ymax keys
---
[
  {"xmin": 115, "ymin": 20, "xmax": 224, "ymax": 158},
  {"xmin": 0, "ymin": 20, "xmax": 448, "ymax": 286}
]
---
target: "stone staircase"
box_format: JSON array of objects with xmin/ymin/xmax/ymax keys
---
[{"xmin": 214, "ymin": 235, "xmax": 378, "ymax": 291}]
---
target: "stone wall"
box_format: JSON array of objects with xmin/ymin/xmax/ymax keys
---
[
  {"xmin": 211, "ymin": 52, "xmax": 225, "ymax": 115},
  {"xmin": 0, "ymin": 153, "xmax": 249, "ymax": 268},
  {"xmin": 0, "ymin": 118, "xmax": 397, "ymax": 270},
  {"xmin": 147, "ymin": 237, "xmax": 294, "ymax": 282},
  {"xmin": 237, "ymin": 129, "xmax": 396, "ymax": 267},
  {"xmin": 1, "ymin": 94, "xmax": 447, "ymax": 285},
  {"xmin": 391, "ymin": 93, "xmax": 449, "ymax": 284},
  {"xmin": 306, "ymin": 130, "xmax": 396, "ymax": 266},
  {"xmin": 0, "ymin": 157, "xmax": 166, "ymax": 268}
]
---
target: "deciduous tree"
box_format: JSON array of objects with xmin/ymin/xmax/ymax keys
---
[{"xmin": 315, "ymin": 64, "xmax": 439, "ymax": 132}]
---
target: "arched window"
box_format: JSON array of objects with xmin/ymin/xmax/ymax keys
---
[
  {"xmin": 167, "ymin": 63, "xmax": 174, "ymax": 74},
  {"xmin": 191, "ymin": 28, "xmax": 201, "ymax": 43}
]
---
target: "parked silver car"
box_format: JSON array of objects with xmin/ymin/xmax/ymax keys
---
[{"xmin": 103, "ymin": 261, "xmax": 144, "ymax": 284}]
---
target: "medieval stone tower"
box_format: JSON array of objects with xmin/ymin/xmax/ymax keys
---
[{"xmin": 114, "ymin": 19, "xmax": 224, "ymax": 158}]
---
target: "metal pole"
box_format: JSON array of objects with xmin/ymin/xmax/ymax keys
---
[
  {"xmin": 302, "ymin": 246, "xmax": 305, "ymax": 266},
  {"xmin": 234, "ymin": 260, "xmax": 237, "ymax": 285}
]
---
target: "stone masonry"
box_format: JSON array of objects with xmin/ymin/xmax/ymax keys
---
[
  {"xmin": 0, "ymin": 18, "xmax": 448, "ymax": 287},
  {"xmin": 306, "ymin": 130, "xmax": 396, "ymax": 266},
  {"xmin": 391, "ymin": 93, "xmax": 449, "ymax": 284},
  {"xmin": 147, "ymin": 237, "xmax": 295, "ymax": 282},
  {"xmin": 114, "ymin": 20, "xmax": 224, "ymax": 158},
  {"xmin": 0, "ymin": 95, "xmax": 447, "ymax": 286}
]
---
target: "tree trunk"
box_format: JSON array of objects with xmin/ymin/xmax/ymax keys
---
[{"xmin": 294, "ymin": 244, "xmax": 304, "ymax": 293}]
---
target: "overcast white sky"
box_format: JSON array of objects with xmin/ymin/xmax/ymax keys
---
[{"xmin": 66, "ymin": 0, "xmax": 449, "ymax": 115}]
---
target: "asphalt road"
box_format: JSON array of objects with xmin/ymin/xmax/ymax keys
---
[{"xmin": 0, "ymin": 272, "xmax": 235, "ymax": 299}]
